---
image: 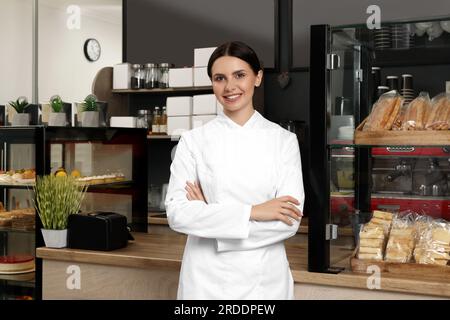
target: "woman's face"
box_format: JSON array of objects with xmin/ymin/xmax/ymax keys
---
[{"xmin": 211, "ymin": 56, "xmax": 262, "ymax": 114}]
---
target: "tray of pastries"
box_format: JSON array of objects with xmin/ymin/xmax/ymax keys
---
[{"xmin": 0, "ymin": 169, "xmax": 36, "ymax": 186}]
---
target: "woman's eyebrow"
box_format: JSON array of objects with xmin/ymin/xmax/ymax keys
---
[{"xmin": 213, "ymin": 70, "xmax": 246, "ymax": 77}]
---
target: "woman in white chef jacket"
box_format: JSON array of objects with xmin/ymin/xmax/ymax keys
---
[{"xmin": 165, "ymin": 41, "xmax": 304, "ymax": 300}]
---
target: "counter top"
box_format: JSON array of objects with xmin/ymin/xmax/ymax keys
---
[{"xmin": 37, "ymin": 232, "xmax": 450, "ymax": 298}]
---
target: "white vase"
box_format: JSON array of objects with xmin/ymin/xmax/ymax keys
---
[
  {"xmin": 11, "ymin": 113, "xmax": 30, "ymax": 126},
  {"xmin": 41, "ymin": 229, "xmax": 67, "ymax": 248},
  {"xmin": 48, "ymin": 112, "xmax": 67, "ymax": 126},
  {"xmin": 81, "ymin": 111, "xmax": 99, "ymax": 127}
]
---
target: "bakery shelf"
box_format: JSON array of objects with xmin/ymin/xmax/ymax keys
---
[
  {"xmin": 112, "ymin": 86, "xmax": 213, "ymax": 94},
  {"xmin": 0, "ymin": 227, "xmax": 35, "ymax": 234},
  {"xmin": 147, "ymin": 135, "xmax": 180, "ymax": 141},
  {"xmin": 0, "ymin": 271, "xmax": 35, "ymax": 284}
]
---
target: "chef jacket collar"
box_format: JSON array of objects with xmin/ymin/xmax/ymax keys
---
[{"xmin": 218, "ymin": 109, "xmax": 262, "ymax": 129}]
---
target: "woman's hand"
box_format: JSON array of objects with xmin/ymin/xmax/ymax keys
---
[
  {"xmin": 185, "ymin": 181, "xmax": 207, "ymax": 203},
  {"xmin": 250, "ymin": 196, "xmax": 302, "ymax": 226}
]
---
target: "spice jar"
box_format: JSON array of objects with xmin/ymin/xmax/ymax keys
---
[
  {"xmin": 144, "ymin": 63, "xmax": 159, "ymax": 89},
  {"xmin": 131, "ymin": 64, "xmax": 145, "ymax": 89},
  {"xmin": 158, "ymin": 63, "xmax": 170, "ymax": 88}
]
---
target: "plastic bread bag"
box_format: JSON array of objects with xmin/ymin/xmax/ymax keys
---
[
  {"xmin": 414, "ymin": 219, "xmax": 450, "ymax": 265},
  {"xmin": 363, "ymin": 90, "xmax": 403, "ymax": 131},
  {"xmin": 392, "ymin": 100, "xmax": 408, "ymax": 131},
  {"xmin": 401, "ymin": 92, "xmax": 432, "ymax": 130},
  {"xmin": 425, "ymin": 92, "xmax": 450, "ymax": 130},
  {"xmin": 357, "ymin": 222, "xmax": 387, "ymax": 260},
  {"xmin": 384, "ymin": 212, "xmax": 417, "ymax": 263}
]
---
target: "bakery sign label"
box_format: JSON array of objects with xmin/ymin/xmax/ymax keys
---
[
  {"xmin": 66, "ymin": 265, "xmax": 81, "ymax": 290},
  {"xmin": 366, "ymin": 265, "xmax": 381, "ymax": 290}
]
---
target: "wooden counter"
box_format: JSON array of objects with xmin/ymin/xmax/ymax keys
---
[{"xmin": 37, "ymin": 232, "xmax": 450, "ymax": 300}]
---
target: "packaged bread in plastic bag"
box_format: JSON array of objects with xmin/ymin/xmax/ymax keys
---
[
  {"xmin": 357, "ymin": 210, "xmax": 394, "ymax": 260},
  {"xmin": 401, "ymin": 92, "xmax": 431, "ymax": 130},
  {"xmin": 414, "ymin": 218, "xmax": 450, "ymax": 266},
  {"xmin": 392, "ymin": 102, "xmax": 408, "ymax": 131},
  {"xmin": 384, "ymin": 211, "xmax": 417, "ymax": 263},
  {"xmin": 425, "ymin": 93, "xmax": 450, "ymax": 130},
  {"xmin": 363, "ymin": 91, "xmax": 403, "ymax": 131}
]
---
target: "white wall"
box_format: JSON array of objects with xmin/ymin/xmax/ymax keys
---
[
  {"xmin": 0, "ymin": 0, "xmax": 33, "ymax": 105},
  {"xmin": 38, "ymin": 1, "xmax": 122, "ymax": 103}
]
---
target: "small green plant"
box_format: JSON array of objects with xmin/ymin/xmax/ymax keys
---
[
  {"xmin": 33, "ymin": 175, "xmax": 88, "ymax": 230},
  {"xmin": 9, "ymin": 96, "xmax": 30, "ymax": 113},
  {"xmin": 83, "ymin": 94, "xmax": 98, "ymax": 112},
  {"xmin": 50, "ymin": 95, "xmax": 64, "ymax": 113}
]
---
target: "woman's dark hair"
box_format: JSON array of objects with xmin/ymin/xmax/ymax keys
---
[{"xmin": 207, "ymin": 41, "xmax": 262, "ymax": 78}]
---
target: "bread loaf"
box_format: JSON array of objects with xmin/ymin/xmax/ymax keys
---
[{"xmin": 363, "ymin": 96, "xmax": 398, "ymax": 131}]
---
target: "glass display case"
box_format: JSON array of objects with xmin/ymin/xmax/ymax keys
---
[
  {"xmin": 309, "ymin": 17, "xmax": 450, "ymax": 273},
  {"xmin": 0, "ymin": 127, "xmax": 148, "ymax": 299}
]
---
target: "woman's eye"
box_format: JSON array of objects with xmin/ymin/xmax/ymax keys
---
[
  {"xmin": 236, "ymin": 73, "xmax": 246, "ymax": 79},
  {"xmin": 213, "ymin": 76, "xmax": 224, "ymax": 82}
]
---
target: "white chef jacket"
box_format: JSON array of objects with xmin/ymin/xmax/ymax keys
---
[{"xmin": 165, "ymin": 110, "xmax": 304, "ymax": 300}]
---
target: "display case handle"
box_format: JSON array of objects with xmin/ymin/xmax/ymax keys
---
[{"xmin": 386, "ymin": 147, "xmax": 415, "ymax": 153}]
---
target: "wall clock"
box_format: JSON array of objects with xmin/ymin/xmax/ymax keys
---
[{"xmin": 84, "ymin": 38, "xmax": 101, "ymax": 62}]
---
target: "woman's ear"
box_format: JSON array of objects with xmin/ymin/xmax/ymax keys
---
[{"xmin": 255, "ymin": 70, "xmax": 263, "ymax": 87}]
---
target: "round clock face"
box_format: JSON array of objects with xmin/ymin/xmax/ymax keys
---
[{"xmin": 84, "ymin": 38, "xmax": 101, "ymax": 62}]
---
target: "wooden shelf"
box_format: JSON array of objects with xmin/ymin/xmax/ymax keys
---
[
  {"xmin": 147, "ymin": 135, "xmax": 180, "ymax": 141},
  {"xmin": 112, "ymin": 86, "xmax": 213, "ymax": 94}
]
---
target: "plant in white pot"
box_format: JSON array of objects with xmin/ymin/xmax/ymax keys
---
[
  {"xmin": 8, "ymin": 96, "xmax": 30, "ymax": 126},
  {"xmin": 81, "ymin": 94, "xmax": 99, "ymax": 127},
  {"xmin": 48, "ymin": 95, "xmax": 67, "ymax": 126},
  {"xmin": 33, "ymin": 175, "xmax": 88, "ymax": 248}
]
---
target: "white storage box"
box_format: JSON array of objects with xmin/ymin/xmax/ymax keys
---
[
  {"xmin": 168, "ymin": 116, "xmax": 191, "ymax": 136},
  {"xmin": 194, "ymin": 47, "xmax": 217, "ymax": 67},
  {"xmin": 110, "ymin": 116, "xmax": 137, "ymax": 128},
  {"xmin": 166, "ymin": 96, "xmax": 193, "ymax": 116},
  {"xmin": 113, "ymin": 63, "xmax": 132, "ymax": 89},
  {"xmin": 194, "ymin": 67, "xmax": 212, "ymax": 87},
  {"xmin": 192, "ymin": 115, "xmax": 216, "ymax": 129},
  {"xmin": 193, "ymin": 94, "xmax": 217, "ymax": 115},
  {"xmin": 169, "ymin": 68, "xmax": 193, "ymax": 87}
]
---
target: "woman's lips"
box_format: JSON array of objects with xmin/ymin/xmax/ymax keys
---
[{"xmin": 223, "ymin": 93, "xmax": 242, "ymax": 103}]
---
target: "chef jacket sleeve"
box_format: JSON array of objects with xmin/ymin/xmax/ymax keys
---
[
  {"xmin": 165, "ymin": 133, "xmax": 252, "ymax": 239},
  {"xmin": 216, "ymin": 133, "xmax": 304, "ymax": 252}
]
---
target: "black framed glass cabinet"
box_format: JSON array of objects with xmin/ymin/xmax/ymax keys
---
[
  {"xmin": 0, "ymin": 127, "xmax": 148, "ymax": 300},
  {"xmin": 309, "ymin": 17, "xmax": 450, "ymax": 274}
]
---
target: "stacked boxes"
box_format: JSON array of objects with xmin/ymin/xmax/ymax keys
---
[
  {"xmin": 167, "ymin": 97, "xmax": 192, "ymax": 135},
  {"xmin": 194, "ymin": 47, "xmax": 216, "ymax": 87}
]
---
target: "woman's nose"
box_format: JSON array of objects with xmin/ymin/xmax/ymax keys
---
[{"xmin": 224, "ymin": 79, "xmax": 236, "ymax": 92}]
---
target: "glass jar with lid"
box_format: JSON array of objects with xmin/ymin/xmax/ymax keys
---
[
  {"xmin": 137, "ymin": 109, "xmax": 152, "ymax": 129},
  {"xmin": 131, "ymin": 64, "xmax": 145, "ymax": 89},
  {"xmin": 158, "ymin": 63, "xmax": 170, "ymax": 88},
  {"xmin": 144, "ymin": 63, "xmax": 159, "ymax": 89}
]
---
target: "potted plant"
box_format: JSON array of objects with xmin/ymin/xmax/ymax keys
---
[
  {"xmin": 81, "ymin": 94, "xmax": 99, "ymax": 127},
  {"xmin": 8, "ymin": 96, "xmax": 30, "ymax": 126},
  {"xmin": 48, "ymin": 95, "xmax": 67, "ymax": 126},
  {"xmin": 33, "ymin": 175, "xmax": 88, "ymax": 248}
]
